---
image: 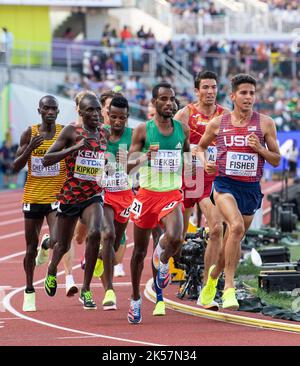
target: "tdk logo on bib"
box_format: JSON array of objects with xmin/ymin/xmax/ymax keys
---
[{"xmin": 224, "ymin": 135, "xmax": 249, "ymax": 147}]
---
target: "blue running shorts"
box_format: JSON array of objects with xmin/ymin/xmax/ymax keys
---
[{"xmin": 211, "ymin": 176, "xmax": 264, "ymax": 216}]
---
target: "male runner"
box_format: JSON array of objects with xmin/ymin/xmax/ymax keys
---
[
  {"xmin": 43, "ymin": 94, "xmax": 109, "ymax": 310},
  {"xmin": 100, "ymin": 95, "xmax": 133, "ymax": 310},
  {"xmin": 175, "ymin": 70, "xmax": 229, "ymax": 309},
  {"xmin": 198, "ymin": 73, "xmax": 280, "ymax": 310},
  {"xmin": 127, "ymin": 82, "xmax": 190, "ymax": 324},
  {"xmin": 13, "ymin": 95, "xmax": 65, "ymax": 311}
]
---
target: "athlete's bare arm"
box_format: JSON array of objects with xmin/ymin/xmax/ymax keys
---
[
  {"xmin": 13, "ymin": 127, "xmax": 44, "ymax": 173},
  {"xmin": 182, "ymin": 123, "xmax": 191, "ymax": 153},
  {"xmin": 197, "ymin": 116, "xmax": 221, "ymax": 175},
  {"xmin": 248, "ymin": 114, "xmax": 280, "ymax": 167},
  {"xmin": 43, "ymin": 125, "xmax": 83, "ymax": 166},
  {"xmin": 127, "ymin": 123, "xmax": 147, "ymax": 173},
  {"xmin": 174, "ymin": 106, "xmax": 190, "ymax": 125}
]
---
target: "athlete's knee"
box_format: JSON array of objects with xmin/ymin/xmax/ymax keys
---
[
  {"xmin": 87, "ymin": 228, "xmax": 101, "ymax": 243},
  {"xmin": 132, "ymin": 246, "xmax": 147, "ymax": 262},
  {"xmin": 102, "ymin": 227, "xmax": 115, "ymax": 246},
  {"xmin": 209, "ymin": 222, "xmax": 223, "ymax": 242},
  {"xmin": 26, "ymin": 245, "xmax": 38, "ymax": 259},
  {"xmin": 165, "ymin": 232, "xmax": 183, "ymax": 249},
  {"xmin": 229, "ymin": 220, "xmax": 245, "ymax": 237}
]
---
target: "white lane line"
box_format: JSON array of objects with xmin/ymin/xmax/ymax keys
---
[
  {"xmin": 3, "ymin": 273, "xmax": 165, "ymax": 346},
  {"xmin": 0, "ymin": 209, "xmax": 21, "ymax": 217},
  {"xmin": 0, "ymin": 251, "xmax": 26, "ymax": 262},
  {"xmin": 0, "ymin": 218, "xmax": 24, "ymax": 226},
  {"xmin": 0, "ymin": 225, "xmax": 48, "ymax": 241},
  {"xmin": 2, "ymin": 242, "xmax": 165, "ymax": 346}
]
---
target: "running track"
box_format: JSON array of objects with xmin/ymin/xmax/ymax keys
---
[{"xmin": 1, "ymin": 183, "xmax": 300, "ymax": 347}]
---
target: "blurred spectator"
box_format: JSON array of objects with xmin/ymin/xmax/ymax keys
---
[
  {"xmin": 1, "ymin": 27, "xmax": 14, "ymax": 64},
  {"xmin": 120, "ymin": 26, "xmax": 132, "ymax": 41},
  {"xmin": 137, "ymin": 26, "xmax": 147, "ymax": 39},
  {"xmin": 63, "ymin": 27, "xmax": 75, "ymax": 40},
  {"xmin": 286, "ymin": 139, "xmax": 299, "ymax": 179},
  {"xmin": 0, "ymin": 139, "xmax": 18, "ymax": 189}
]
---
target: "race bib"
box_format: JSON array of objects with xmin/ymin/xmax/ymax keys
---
[
  {"xmin": 130, "ymin": 198, "xmax": 143, "ymax": 217},
  {"xmin": 205, "ymin": 145, "xmax": 217, "ymax": 164},
  {"xmin": 31, "ymin": 157, "xmax": 60, "ymax": 177},
  {"xmin": 74, "ymin": 151, "xmax": 105, "ymax": 181},
  {"xmin": 102, "ymin": 163, "xmax": 129, "ymax": 191},
  {"xmin": 23, "ymin": 203, "xmax": 30, "ymax": 211},
  {"xmin": 225, "ymin": 152, "xmax": 258, "ymax": 177},
  {"xmin": 120, "ymin": 206, "xmax": 131, "ymax": 218},
  {"xmin": 161, "ymin": 201, "xmax": 178, "ymax": 211},
  {"xmin": 190, "ymin": 144, "xmax": 202, "ymax": 168},
  {"xmin": 151, "ymin": 150, "xmax": 181, "ymax": 173},
  {"xmin": 51, "ymin": 201, "xmax": 59, "ymax": 210}
]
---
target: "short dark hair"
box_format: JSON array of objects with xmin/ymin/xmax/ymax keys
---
[
  {"xmin": 100, "ymin": 90, "xmax": 123, "ymax": 107},
  {"xmin": 194, "ymin": 70, "xmax": 218, "ymax": 89},
  {"xmin": 79, "ymin": 94, "xmax": 99, "ymax": 110},
  {"xmin": 231, "ymin": 73, "xmax": 256, "ymax": 92},
  {"xmin": 109, "ymin": 96, "xmax": 129, "ymax": 113},
  {"xmin": 152, "ymin": 82, "xmax": 173, "ymax": 99},
  {"xmin": 39, "ymin": 95, "xmax": 58, "ymax": 108},
  {"xmin": 74, "ymin": 90, "xmax": 97, "ymax": 106}
]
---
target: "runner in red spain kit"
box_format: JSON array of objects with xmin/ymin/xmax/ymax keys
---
[
  {"xmin": 43, "ymin": 94, "xmax": 109, "ymax": 310},
  {"xmin": 175, "ymin": 71, "xmax": 229, "ymax": 309},
  {"xmin": 198, "ymin": 74, "xmax": 280, "ymax": 310}
]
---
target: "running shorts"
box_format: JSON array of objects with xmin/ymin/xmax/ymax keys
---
[{"xmin": 130, "ymin": 188, "xmax": 183, "ymax": 229}]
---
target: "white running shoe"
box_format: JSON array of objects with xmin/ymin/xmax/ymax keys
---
[
  {"xmin": 22, "ymin": 291, "xmax": 36, "ymax": 312},
  {"xmin": 114, "ymin": 263, "xmax": 125, "ymax": 277},
  {"xmin": 65, "ymin": 274, "xmax": 78, "ymax": 297},
  {"xmin": 35, "ymin": 234, "xmax": 50, "ymax": 266}
]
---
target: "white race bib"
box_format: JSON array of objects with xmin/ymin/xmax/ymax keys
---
[
  {"xmin": 151, "ymin": 150, "xmax": 181, "ymax": 173},
  {"xmin": 130, "ymin": 198, "xmax": 143, "ymax": 217},
  {"xmin": 102, "ymin": 162, "xmax": 129, "ymax": 191},
  {"xmin": 225, "ymin": 152, "xmax": 258, "ymax": 177},
  {"xmin": 205, "ymin": 145, "xmax": 218, "ymax": 164},
  {"xmin": 74, "ymin": 151, "xmax": 105, "ymax": 181},
  {"xmin": 31, "ymin": 157, "xmax": 60, "ymax": 177}
]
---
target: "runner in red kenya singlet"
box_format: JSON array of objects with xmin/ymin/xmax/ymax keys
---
[{"xmin": 43, "ymin": 94, "xmax": 109, "ymax": 310}]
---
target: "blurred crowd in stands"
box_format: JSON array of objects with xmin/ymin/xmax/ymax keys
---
[
  {"xmin": 167, "ymin": 0, "xmax": 225, "ymax": 17},
  {"xmin": 57, "ymin": 32, "xmax": 300, "ymax": 132}
]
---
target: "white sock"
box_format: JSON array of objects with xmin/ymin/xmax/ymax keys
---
[{"xmin": 65, "ymin": 274, "xmax": 74, "ymax": 284}]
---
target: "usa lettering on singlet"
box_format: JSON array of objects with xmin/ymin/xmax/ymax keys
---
[{"xmin": 216, "ymin": 112, "xmax": 265, "ymax": 182}]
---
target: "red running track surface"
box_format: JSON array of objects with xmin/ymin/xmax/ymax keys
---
[{"xmin": 1, "ymin": 185, "xmax": 300, "ymax": 347}]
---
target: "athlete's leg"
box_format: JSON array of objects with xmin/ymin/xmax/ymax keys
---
[
  {"xmin": 81, "ymin": 202, "xmax": 103, "ymax": 292},
  {"xmin": 212, "ymin": 191, "xmax": 246, "ymax": 290},
  {"xmin": 130, "ymin": 224, "xmax": 151, "ymax": 300},
  {"xmin": 199, "ymin": 197, "xmax": 223, "ymax": 284},
  {"xmin": 24, "ymin": 217, "xmax": 43, "ymax": 290},
  {"xmin": 114, "ymin": 220, "xmax": 128, "ymax": 264},
  {"xmin": 182, "ymin": 206, "xmax": 194, "ymax": 240},
  {"xmin": 101, "ymin": 205, "xmax": 116, "ymax": 291},
  {"xmin": 73, "ymin": 220, "xmax": 87, "ymax": 245},
  {"xmin": 160, "ymin": 204, "xmax": 184, "ymax": 264}
]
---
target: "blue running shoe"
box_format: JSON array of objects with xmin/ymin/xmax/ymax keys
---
[
  {"xmin": 156, "ymin": 261, "xmax": 171, "ymax": 289},
  {"xmin": 127, "ymin": 298, "xmax": 142, "ymax": 324}
]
